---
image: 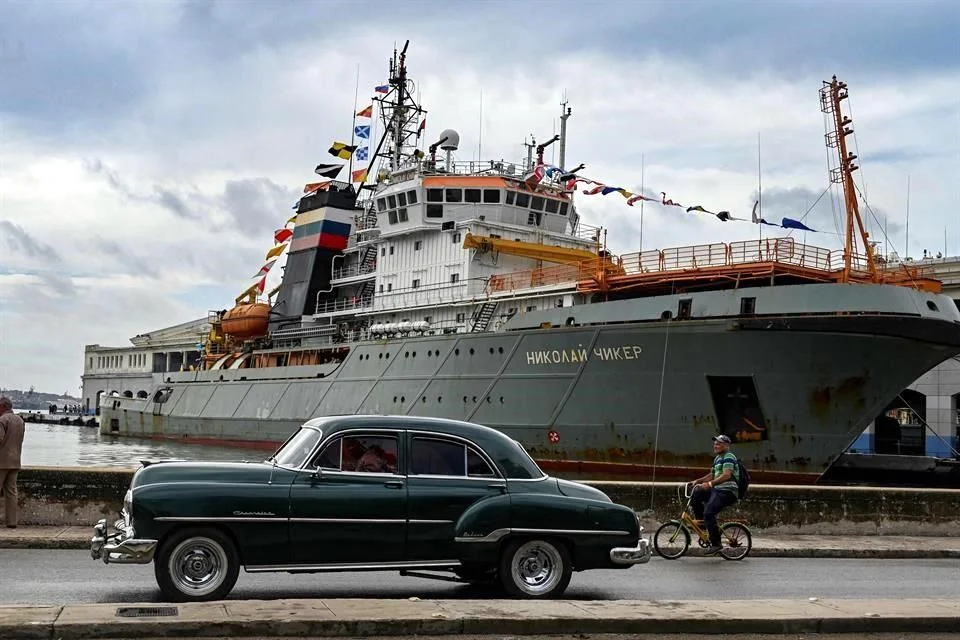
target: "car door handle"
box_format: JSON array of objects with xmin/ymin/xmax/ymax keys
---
[
  {"xmin": 488, "ymin": 481, "xmax": 507, "ymax": 492},
  {"xmin": 384, "ymin": 480, "xmax": 404, "ymax": 489}
]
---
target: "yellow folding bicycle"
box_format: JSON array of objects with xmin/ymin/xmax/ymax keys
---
[{"xmin": 653, "ymin": 482, "xmax": 752, "ymax": 560}]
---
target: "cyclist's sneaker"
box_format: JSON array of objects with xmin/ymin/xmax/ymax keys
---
[{"xmin": 704, "ymin": 544, "xmax": 722, "ymax": 555}]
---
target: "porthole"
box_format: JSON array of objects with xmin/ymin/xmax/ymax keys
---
[
  {"xmin": 405, "ymin": 351, "xmax": 409, "ymax": 358},
  {"xmin": 455, "ymin": 348, "xmax": 460, "ymax": 355},
  {"xmin": 489, "ymin": 347, "xmax": 494, "ymax": 354},
  {"xmin": 469, "ymin": 348, "xmax": 475, "ymax": 355},
  {"xmin": 500, "ymin": 396, "xmax": 504, "ymax": 404},
  {"xmin": 412, "ymin": 351, "xmax": 417, "ymax": 357},
  {"xmin": 422, "ymin": 395, "xmax": 427, "ymax": 402},
  {"xmin": 438, "ymin": 396, "xmax": 443, "ymax": 403},
  {"xmin": 393, "ymin": 396, "xmax": 398, "ymax": 403},
  {"xmin": 379, "ymin": 353, "xmax": 383, "ymax": 359},
  {"xmin": 401, "ymin": 396, "xmax": 406, "ymax": 403},
  {"xmin": 498, "ymin": 347, "xmax": 504, "ymax": 354}
]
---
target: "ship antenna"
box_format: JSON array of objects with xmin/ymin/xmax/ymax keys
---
[
  {"xmin": 558, "ymin": 94, "xmax": 571, "ymax": 170},
  {"xmin": 820, "ymin": 75, "xmax": 878, "ymax": 282}
]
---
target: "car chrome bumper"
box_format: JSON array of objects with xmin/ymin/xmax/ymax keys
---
[
  {"xmin": 90, "ymin": 517, "xmax": 157, "ymax": 565},
  {"xmin": 610, "ymin": 537, "xmax": 652, "ymax": 565}
]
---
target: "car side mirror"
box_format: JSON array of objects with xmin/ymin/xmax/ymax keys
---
[{"xmin": 310, "ymin": 467, "xmax": 324, "ymax": 481}]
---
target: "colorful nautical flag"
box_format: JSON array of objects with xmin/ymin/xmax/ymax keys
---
[
  {"xmin": 356, "ymin": 105, "xmax": 372, "ymax": 118},
  {"xmin": 354, "ymin": 125, "xmax": 370, "ymax": 139},
  {"xmin": 265, "ymin": 244, "xmax": 286, "ymax": 260},
  {"xmin": 314, "ymin": 164, "xmax": 342, "ymax": 179},
  {"xmin": 328, "ymin": 142, "xmax": 357, "ymax": 160},
  {"xmin": 355, "ymin": 147, "xmax": 369, "ymax": 161},
  {"xmin": 253, "ymin": 259, "xmax": 276, "ymax": 278},
  {"xmin": 418, "ymin": 118, "xmax": 426, "ymax": 132},
  {"xmin": 686, "ymin": 205, "xmax": 712, "ymax": 214},
  {"xmin": 274, "ymin": 228, "xmax": 293, "ymax": 244},
  {"xmin": 255, "ymin": 275, "xmax": 266, "ymax": 294},
  {"xmin": 286, "ymin": 215, "xmax": 297, "ymax": 225},
  {"xmin": 304, "ymin": 181, "xmax": 330, "ymax": 193},
  {"xmin": 351, "ymin": 167, "xmax": 368, "ymax": 183},
  {"xmin": 781, "ymin": 217, "xmax": 814, "ymax": 231},
  {"xmin": 374, "ymin": 84, "xmax": 389, "ymax": 94}
]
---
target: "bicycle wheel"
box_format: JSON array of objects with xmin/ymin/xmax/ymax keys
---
[
  {"xmin": 653, "ymin": 521, "xmax": 690, "ymax": 559},
  {"xmin": 719, "ymin": 522, "xmax": 752, "ymax": 560}
]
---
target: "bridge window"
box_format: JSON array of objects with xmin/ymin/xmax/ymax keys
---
[
  {"xmin": 531, "ymin": 196, "xmax": 545, "ymax": 211},
  {"xmin": 505, "ymin": 191, "xmax": 515, "ymax": 205},
  {"xmin": 377, "ymin": 198, "xmax": 387, "ymax": 211},
  {"xmin": 427, "ymin": 188, "xmax": 443, "ymax": 202},
  {"xmin": 388, "ymin": 195, "xmax": 397, "ymax": 209},
  {"xmin": 559, "ymin": 202, "xmax": 569, "ymax": 216},
  {"xmin": 407, "ymin": 190, "xmax": 418, "ymax": 204},
  {"xmin": 426, "ymin": 204, "xmax": 443, "ymax": 218},
  {"xmin": 465, "ymin": 189, "xmax": 481, "ymax": 203},
  {"xmin": 397, "ymin": 192, "xmax": 407, "ymax": 206},
  {"xmin": 515, "ymin": 192, "xmax": 530, "ymax": 208},
  {"xmin": 445, "ymin": 189, "xmax": 462, "ymax": 203},
  {"xmin": 483, "ymin": 189, "xmax": 501, "ymax": 203},
  {"xmin": 544, "ymin": 198, "xmax": 559, "ymax": 214},
  {"xmin": 388, "ymin": 211, "xmax": 398, "ymax": 224},
  {"xmin": 397, "ymin": 208, "xmax": 408, "ymax": 222}
]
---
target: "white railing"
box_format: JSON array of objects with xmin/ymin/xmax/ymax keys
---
[
  {"xmin": 332, "ymin": 263, "xmax": 377, "ymax": 280},
  {"xmin": 315, "ymin": 295, "xmax": 374, "ymax": 315}
]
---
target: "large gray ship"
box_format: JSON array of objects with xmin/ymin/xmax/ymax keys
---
[{"xmin": 100, "ymin": 43, "xmax": 960, "ymax": 484}]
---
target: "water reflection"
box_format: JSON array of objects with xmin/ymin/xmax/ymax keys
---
[{"xmin": 22, "ymin": 423, "xmax": 270, "ymax": 468}]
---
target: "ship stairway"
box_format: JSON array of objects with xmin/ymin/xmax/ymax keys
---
[
  {"xmin": 360, "ymin": 245, "xmax": 377, "ymax": 273},
  {"xmin": 471, "ymin": 301, "xmax": 498, "ymax": 332}
]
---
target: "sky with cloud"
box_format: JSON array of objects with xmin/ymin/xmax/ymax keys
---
[{"xmin": 1, "ymin": 0, "xmax": 958, "ymax": 395}]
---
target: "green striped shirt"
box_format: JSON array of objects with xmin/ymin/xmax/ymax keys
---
[{"xmin": 712, "ymin": 452, "xmax": 739, "ymax": 494}]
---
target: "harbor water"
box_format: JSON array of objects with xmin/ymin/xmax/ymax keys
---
[{"xmin": 21, "ymin": 422, "xmax": 264, "ymax": 468}]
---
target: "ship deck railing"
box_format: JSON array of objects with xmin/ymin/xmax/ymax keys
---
[{"xmin": 332, "ymin": 263, "xmax": 377, "ymax": 280}]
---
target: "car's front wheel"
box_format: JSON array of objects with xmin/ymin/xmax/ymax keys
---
[
  {"xmin": 154, "ymin": 527, "xmax": 240, "ymax": 602},
  {"xmin": 499, "ymin": 538, "xmax": 572, "ymax": 599}
]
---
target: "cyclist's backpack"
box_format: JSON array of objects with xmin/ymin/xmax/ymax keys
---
[{"xmin": 735, "ymin": 457, "xmax": 751, "ymax": 499}]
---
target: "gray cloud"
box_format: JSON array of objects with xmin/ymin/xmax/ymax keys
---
[
  {"xmin": 0, "ymin": 220, "xmax": 61, "ymax": 261},
  {"xmin": 92, "ymin": 237, "xmax": 160, "ymax": 278},
  {"xmin": 221, "ymin": 178, "xmax": 298, "ymax": 237}
]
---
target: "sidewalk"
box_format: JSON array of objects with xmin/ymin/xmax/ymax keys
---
[
  {"xmin": 3, "ymin": 525, "xmax": 960, "ymax": 558},
  {"xmin": 1, "ymin": 597, "xmax": 959, "ymax": 639}
]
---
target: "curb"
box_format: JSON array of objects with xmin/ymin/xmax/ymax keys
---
[{"xmin": 1, "ymin": 598, "xmax": 959, "ymax": 640}]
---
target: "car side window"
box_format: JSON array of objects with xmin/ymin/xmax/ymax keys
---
[
  {"xmin": 467, "ymin": 447, "xmax": 496, "ymax": 477},
  {"xmin": 411, "ymin": 438, "xmax": 465, "ymax": 476},
  {"xmin": 341, "ymin": 435, "xmax": 399, "ymax": 474},
  {"xmin": 312, "ymin": 438, "xmax": 342, "ymax": 470}
]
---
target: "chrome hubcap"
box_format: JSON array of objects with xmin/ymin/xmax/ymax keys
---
[
  {"xmin": 511, "ymin": 541, "xmax": 562, "ymax": 595},
  {"xmin": 169, "ymin": 537, "xmax": 227, "ymax": 596}
]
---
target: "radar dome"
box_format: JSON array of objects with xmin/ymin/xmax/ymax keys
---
[{"xmin": 438, "ymin": 129, "xmax": 460, "ymax": 151}]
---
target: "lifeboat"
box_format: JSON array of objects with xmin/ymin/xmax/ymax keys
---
[{"xmin": 221, "ymin": 303, "xmax": 270, "ymax": 339}]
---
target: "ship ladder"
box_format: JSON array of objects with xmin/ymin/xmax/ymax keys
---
[{"xmin": 471, "ymin": 301, "xmax": 498, "ymax": 332}]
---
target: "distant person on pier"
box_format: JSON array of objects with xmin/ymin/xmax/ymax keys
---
[{"xmin": 0, "ymin": 396, "xmax": 26, "ymax": 528}]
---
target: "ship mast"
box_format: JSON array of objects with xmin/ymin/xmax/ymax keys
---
[
  {"xmin": 373, "ymin": 40, "xmax": 426, "ymax": 174},
  {"xmin": 820, "ymin": 76, "xmax": 878, "ymax": 282}
]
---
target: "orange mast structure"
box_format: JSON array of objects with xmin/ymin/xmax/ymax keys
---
[{"xmin": 820, "ymin": 75, "xmax": 879, "ymax": 282}]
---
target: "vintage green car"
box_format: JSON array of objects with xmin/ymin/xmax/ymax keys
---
[{"xmin": 91, "ymin": 415, "xmax": 650, "ymax": 601}]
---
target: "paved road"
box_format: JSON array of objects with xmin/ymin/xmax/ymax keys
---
[{"xmin": 1, "ymin": 550, "xmax": 958, "ymax": 605}]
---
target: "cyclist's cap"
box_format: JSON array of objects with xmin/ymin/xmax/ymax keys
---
[{"xmin": 712, "ymin": 435, "xmax": 732, "ymax": 444}]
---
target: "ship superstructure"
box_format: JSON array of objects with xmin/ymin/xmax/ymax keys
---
[{"xmin": 98, "ymin": 45, "xmax": 960, "ymax": 485}]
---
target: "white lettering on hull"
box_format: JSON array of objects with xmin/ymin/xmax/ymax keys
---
[{"xmin": 525, "ymin": 345, "xmax": 642, "ymax": 365}]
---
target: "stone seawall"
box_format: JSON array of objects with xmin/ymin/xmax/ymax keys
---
[{"xmin": 15, "ymin": 467, "xmax": 960, "ymax": 535}]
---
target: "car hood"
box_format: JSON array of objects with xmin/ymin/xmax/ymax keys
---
[
  {"xmin": 131, "ymin": 460, "xmax": 281, "ymax": 489},
  {"xmin": 554, "ymin": 478, "xmax": 612, "ymax": 503}
]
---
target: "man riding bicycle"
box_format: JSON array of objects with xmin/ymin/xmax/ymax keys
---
[{"xmin": 690, "ymin": 434, "xmax": 740, "ymax": 555}]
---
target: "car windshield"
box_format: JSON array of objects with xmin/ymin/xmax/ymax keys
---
[{"xmin": 271, "ymin": 426, "xmax": 323, "ymax": 468}]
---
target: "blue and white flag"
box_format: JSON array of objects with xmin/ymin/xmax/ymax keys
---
[
  {"xmin": 355, "ymin": 147, "xmax": 369, "ymax": 161},
  {"xmin": 354, "ymin": 125, "xmax": 370, "ymax": 139}
]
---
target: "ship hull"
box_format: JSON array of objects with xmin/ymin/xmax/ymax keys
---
[{"xmin": 100, "ymin": 312, "xmax": 960, "ymax": 483}]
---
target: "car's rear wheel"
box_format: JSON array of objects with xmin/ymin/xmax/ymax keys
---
[
  {"xmin": 154, "ymin": 527, "xmax": 240, "ymax": 602},
  {"xmin": 498, "ymin": 538, "xmax": 572, "ymax": 599}
]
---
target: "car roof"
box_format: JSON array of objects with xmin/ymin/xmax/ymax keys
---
[{"xmin": 302, "ymin": 414, "xmax": 545, "ymax": 479}]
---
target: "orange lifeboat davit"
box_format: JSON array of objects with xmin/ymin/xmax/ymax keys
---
[{"xmin": 221, "ymin": 303, "xmax": 270, "ymax": 339}]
